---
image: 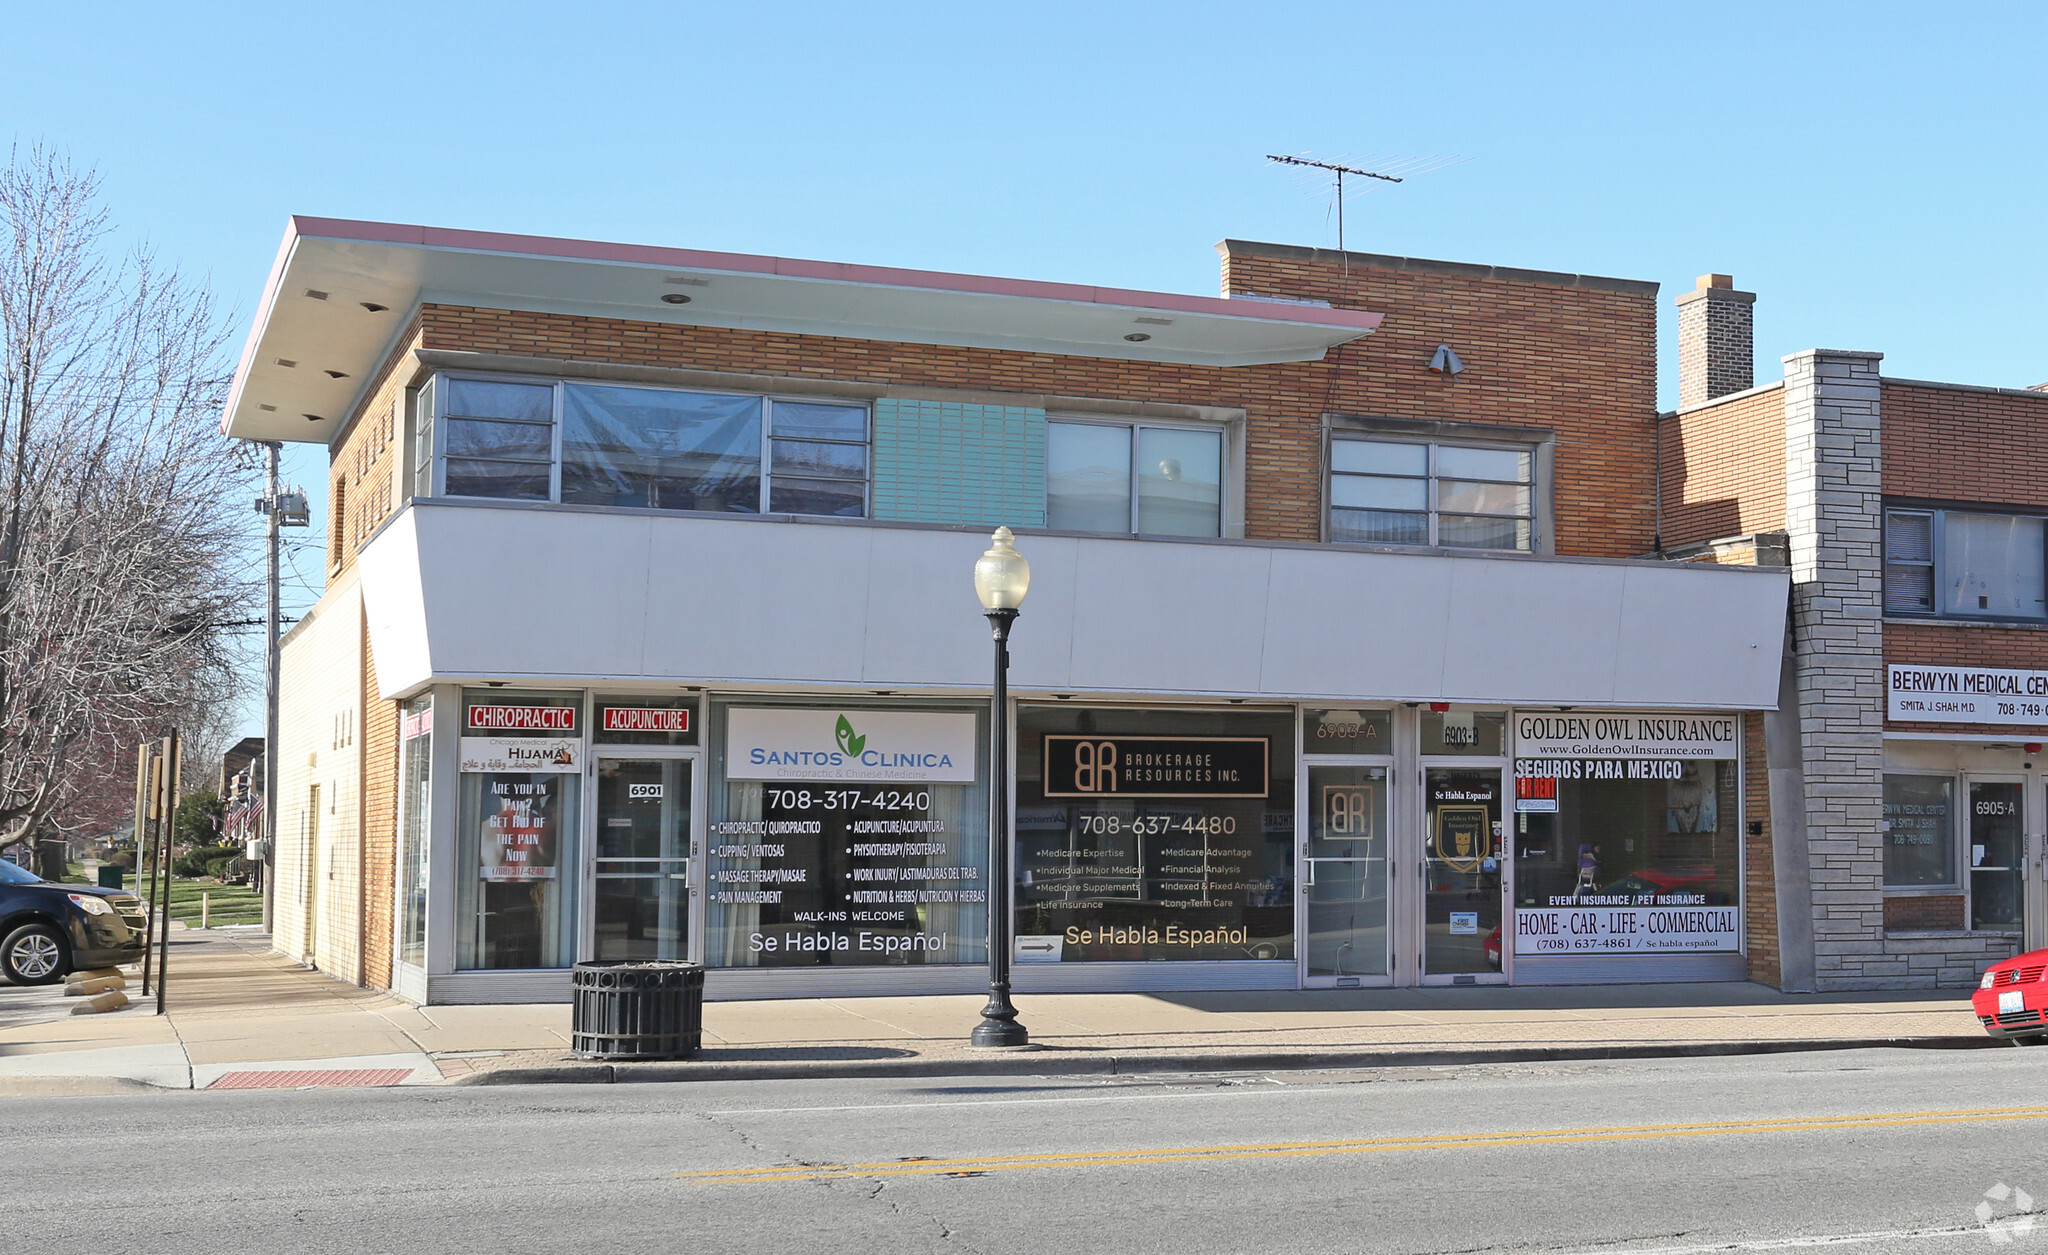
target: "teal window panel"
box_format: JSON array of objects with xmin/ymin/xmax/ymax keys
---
[{"xmin": 872, "ymin": 400, "xmax": 1046, "ymax": 528}]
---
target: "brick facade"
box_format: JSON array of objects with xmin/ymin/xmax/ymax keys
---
[
  {"xmin": 1884, "ymin": 379, "xmax": 2048, "ymax": 506},
  {"xmin": 309, "ymin": 238, "xmax": 1674, "ymax": 993},
  {"xmin": 1656, "ymin": 354, "xmax": 2048, "ymax": 988},
  {"xmin": 1219, "ymin": 243, "xmax": 1660, "ymax": 557},
  {"xmin": 1659, "ymin": 384, "xmax": 1786, "ymax": 549},
  {"xmin": 361, "ymin": 615, "xmax": 397, "ymax": 991},
  {"xmin": 1743, "ymin": 711, "xmax": 1780, "ymax": 986},
  {"xmin": 1885, "ymin": 895, "xmax": 1965, "ymax": 931},
  {"xmin": 1879, "ymin": 380, "xmax": 2048, "ymax": 737}
]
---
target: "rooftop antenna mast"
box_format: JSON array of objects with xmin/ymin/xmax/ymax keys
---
[
  {"xmin": 1266, "ymin": 152, "xmax": 1470, "ymax": 274},
  {"xmin": 1265, "ymin": 154, "xmax": 1401, "ymax": 257}
]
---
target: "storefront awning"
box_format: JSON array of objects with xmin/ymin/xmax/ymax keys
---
[{"xmin": 359, "ymin": 507, "xmax": 1787, "ymax": 711}]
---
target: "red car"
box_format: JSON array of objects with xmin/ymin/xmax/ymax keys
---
[{"xmin": 1973, "ymin": 949, "xmax": 2048, "ymax": 1043}]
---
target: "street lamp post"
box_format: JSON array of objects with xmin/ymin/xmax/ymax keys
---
[{"xmin": 971, "ymin": 527, "xmax": 1030, "ymax": 1048}]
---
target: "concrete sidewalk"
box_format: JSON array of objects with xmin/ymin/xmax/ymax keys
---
[{"xmin": 0, "ymin": 930, "xmax": 1996, "ymax": 1095}]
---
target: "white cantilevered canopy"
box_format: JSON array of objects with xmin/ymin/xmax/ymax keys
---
[
  {"xmin": 222, "ymin": 218, "xmax": 1385, "ymax": 445},
  {"xmin": 358, "ymin": 506, "xmax": 1788, "ymax": 711}
]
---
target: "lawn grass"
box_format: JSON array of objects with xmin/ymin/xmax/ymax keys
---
[{"xmin": 64, "ymin": 862, "xmax": 265, "ymax": 927}]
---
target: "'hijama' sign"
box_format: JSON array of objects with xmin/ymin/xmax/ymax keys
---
[{"xmin": 460, "ymin": 738, "xmax": 581, "ymax": 773}]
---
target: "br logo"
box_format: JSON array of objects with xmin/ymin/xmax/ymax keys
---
[
  {"xmin": 834, "ymin": 715, "xmax": 867, "ymax": 758},
  {"xmin": 1977, "ymin": 1182, "xmax": 2038, "ymax": 1244}
]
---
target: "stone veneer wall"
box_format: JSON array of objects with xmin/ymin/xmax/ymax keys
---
[
  {"xmin": 1783, "ymin": 349, "xmax": 1888, "ymax": 987},
  {"xmin": 1783, "ymin": 350, "xmax": 2012, "ymax": 988}
]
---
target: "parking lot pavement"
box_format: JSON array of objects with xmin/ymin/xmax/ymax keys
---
[
  {"xmin": 0, "ymin": 980, "xmax": 84, "ymax": 1032},
  {"xmin": 0, "ymin": 961, "xmax": 144, "ymax": 1033}
]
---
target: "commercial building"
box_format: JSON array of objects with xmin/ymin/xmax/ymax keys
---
[
  {"xmin": 1660, "ymin": 275, "xmax": 2048, "ymax": 990},
  {"xmin": 230, "ymin": 219, "xmax": 1783, "ymax": 1003}
]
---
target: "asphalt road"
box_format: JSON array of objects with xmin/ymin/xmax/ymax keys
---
[{"xmin": 12, "ymin": 1047, "xmax": 2048, "ymax": 1254}]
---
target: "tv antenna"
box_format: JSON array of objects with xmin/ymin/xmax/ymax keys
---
[{"xmin": 1266, "ymin": 152, "xmax": 1470, "ymax": 260}]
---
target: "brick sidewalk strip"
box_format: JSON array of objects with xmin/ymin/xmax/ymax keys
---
[{"xmin": 208, "ymin": 1068, "xmax": 416, "ymax": 1090}]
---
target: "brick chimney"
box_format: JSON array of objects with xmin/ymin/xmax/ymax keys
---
[{"xmin": 1675, "ymin": 274, "xmax": 1756, "ymax": 407}]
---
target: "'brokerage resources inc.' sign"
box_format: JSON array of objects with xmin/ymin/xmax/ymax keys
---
[{"xmin": 1888, "ymin": 663, "xmax": 2048, "ymax": 726}]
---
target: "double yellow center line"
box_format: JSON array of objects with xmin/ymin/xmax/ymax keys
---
[{"xmin": 679, "ymin": 1104, "xmax": 2048, "ymax": 1185}]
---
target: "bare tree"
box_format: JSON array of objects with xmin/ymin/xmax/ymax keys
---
[{"xmin": 0, "ymin": 144, "xmax": 255, "ymax": 853}]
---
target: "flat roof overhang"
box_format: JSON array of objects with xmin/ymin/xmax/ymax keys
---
[{"xmin": 222, "ymin": 218, "xmax": 1385, "ymax": 444}]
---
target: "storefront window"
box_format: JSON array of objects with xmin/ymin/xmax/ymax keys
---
[
  {"xmin": 1422, "ymin": 710, "xmax": 1504, "ymax": 756},
  {"xmin": 1512, "ymin": 713, "xmax": 1742, "ymax": 958},
  {"xmin": 1015, "ymin": 706, "xmax": 1294, "ymax": 963},
  {"xmin": 1883, "ymin": 774, "xmax": 1955, "ymax": 888},
  {"xmin": 398, "ymin": 695, "xmax": 432, "ymax": 970},
  {"xmin": 455, "ymin": 690, "xmax": 584, "ymax": 970},
  {"xmin": 1303, "ymin": 708, "xmax": 1393, "ymax": 755},
  {"xmin": 706, "ymin": 703, "xmax": 988, "ymax": 968},
  {"xmin": 593, "ymin": 694, "xmax": 699, "ymax": 746}
]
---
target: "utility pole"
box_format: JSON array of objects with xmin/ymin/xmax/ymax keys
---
[{"xmin": 255, "ymin": 443, "xmax": 306, "ymax": 935}]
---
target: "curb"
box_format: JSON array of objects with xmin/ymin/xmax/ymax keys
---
[{"xmin": 455, "ymin": 1034, "xmax": 2004, "ymax": 1087}]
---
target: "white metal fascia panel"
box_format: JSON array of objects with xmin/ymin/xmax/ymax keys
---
[
  {"xmin": 1436, "ymin": 555, "xmax": 1630, "ymax": 705},
  {"xmin": 856, "ymin": 527, "xmax": 1013, "ymax": 687},
  {"xmin": 1610, "ymin": 561, "xmax": 1785, "ymax": 708},
  {"xmin": 1259, "ymin": 547, "xmax": 1456, "ymax": 700},
  {"xmin": 383, "ymin": 508, "xmax": 1785, "ymax": 708},
  {"xmin": 1063, "ymin": 538, "xmax": 1273, "ymax": 693},
  {"xmin": 414, "ymin": 507, "xmax": 655, "ymax": 683},
  {"xmin": 358, "ymin": 510, "xmax": 431, "ymax": 700},
  {"xmin": 641, "ymin": 516, "xmax": 882, "ymax": 684}
]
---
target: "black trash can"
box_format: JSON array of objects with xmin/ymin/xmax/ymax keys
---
[{"xmin": 571, "ymin": 961, "xmax": 704, "ymax": 1061}]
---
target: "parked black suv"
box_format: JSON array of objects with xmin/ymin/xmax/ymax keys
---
[{"xmin": 0, "ymin": 860, "xmax": 148, "ymax": 984}]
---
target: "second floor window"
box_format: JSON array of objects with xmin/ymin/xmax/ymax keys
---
[
  {"xmin": 444, "ymin": 378, "xmax": 554, "ymax": 500},
  {"xmin": 1328, "ymin": 437, "xmax": 1533, "ymax": 551},
  {"xmin": 1885, "ymin": 507, "xmax": 2047, "ymax": 620},
  {"xmin": 424, "ymin": 375, "xmax": 870, "ymax": 518},
  {"xmin": 1045, "ymin": 419, "xmax": 1223, "ymax": 537}
]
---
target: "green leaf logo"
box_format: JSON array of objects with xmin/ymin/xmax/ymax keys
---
[{"xmin": 835, "ymin": 714, "xmax": 866, "ymax": 758}]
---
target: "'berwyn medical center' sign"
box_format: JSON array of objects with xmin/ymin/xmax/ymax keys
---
[{"xmin": 1888, "ymin": 664, "xmax": 2048, "ymax": 726}]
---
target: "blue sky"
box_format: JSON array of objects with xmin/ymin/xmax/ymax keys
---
[{"xmin": 5, "ymin": 1, "xmax": 2043, "ymax": 738}]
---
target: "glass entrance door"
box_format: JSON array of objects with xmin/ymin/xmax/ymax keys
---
[
  {"xmin": 1303, "ymin": 764, "xmax": 1390, "ymax": 985},
  {"xmin": 1970, "ymin": 778, "xmax": 2025, "ymax": 936},
  {"xmin": 1422, "ymin": 766, "xmax": 1506, "ymax": 982},
  {"xmin": 591, "ymin": 757, "xmax": 696, "ymax": 961}
]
